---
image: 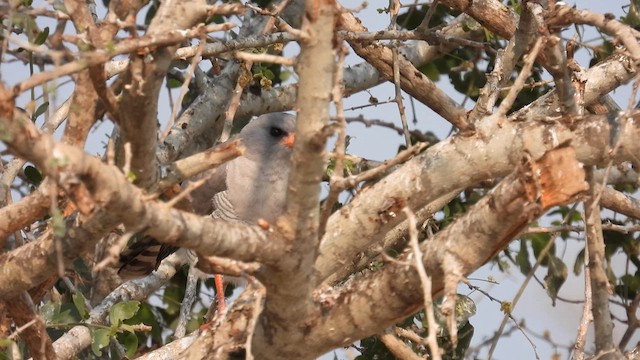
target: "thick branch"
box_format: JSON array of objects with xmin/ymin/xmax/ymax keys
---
[
  {"xmin": 304, "ymin": 146, "xmax": 588, "ymax": 357},
  {"xmin": 159, "ymin": 12, "xmax": 271, "ymax": 162},
  {"xmin": 325, "ymin": 188, "xmax": 462, "ymax": 285},
  {"xmin": 315, "ymin": 112, "xmax": 640, "ymax": 283},
  {"xmin": 252, "ymin": 0, "xmax": 336, "ymax": 358},
  {"xmin": 117, "ymin": 0, "xmax": 215, "ymax": 188},
  {"xmin": 599, "ymin": 185, "xmax": 640, "ymax": 220},
  {"xmin": 0, "ymin": 186, "xmax": 51, "ymax": 241},
  {"xmin": 513, "ymin": 54, "xmax": 639, "ymax": 122},
  {"xmin": 439, "ymin": 0, "xmax": 516, "ymax": 40}
]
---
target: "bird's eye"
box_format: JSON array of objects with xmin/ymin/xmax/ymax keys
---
[{"xmin": 269, "ymin": 126, "xmax": 286, "ymax": 138}]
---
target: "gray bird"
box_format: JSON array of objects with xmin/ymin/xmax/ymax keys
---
[{"xmin": 118, "ymin": 113, "xmax": 296, "ymax": 278}]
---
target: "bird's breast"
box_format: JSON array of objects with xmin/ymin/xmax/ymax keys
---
[{"xmin": 226, "ymin": 158, "xmax": 290, "ymax": 224}]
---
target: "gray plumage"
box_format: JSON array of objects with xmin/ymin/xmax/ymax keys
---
[
  {"xmin": 118, "ymin": 113, "xmax": 296, "ymax": 278},
  {"xmin": 215, "ymin": 112, "xmax": 295, "ymax": 223}
]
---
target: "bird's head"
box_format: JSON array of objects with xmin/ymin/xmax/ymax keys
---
[{"xmin": 239, "ymin": 113, "xmax": 296, "ymax": 163}]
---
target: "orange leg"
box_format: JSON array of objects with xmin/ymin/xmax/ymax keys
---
[{"xmin": 214, "ymin": 274, "xmax": 226, "ymax": 312}]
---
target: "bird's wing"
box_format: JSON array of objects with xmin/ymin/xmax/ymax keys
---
[
  {"xmin": 182, "ymin": 165, "xmax": 228, "ymax": 215},
  {"xmin": 211, "ymin": 190, "xmax": 239, "ymax": 221}
]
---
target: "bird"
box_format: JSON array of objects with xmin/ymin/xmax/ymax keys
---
[{"xmin": 117, "ymin": 112, "xmax": 296, "ymax": 279}]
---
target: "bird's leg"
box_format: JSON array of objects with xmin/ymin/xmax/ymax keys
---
[
  {"xmin": 214, "ymin": 274, "xmax": 226, "ymax": 312},
  {"xmin": 202, "ymin": 273, "xmax": 227, "ymax": 326}
]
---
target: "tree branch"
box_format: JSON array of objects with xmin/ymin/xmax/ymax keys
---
[
  {"xmin": 337, "ymin": 4, "xmax": 471, "ymax": 132},
  {"xmin": 305, "ymin": 146, "xmax": 588, "ymax": 357},
  {"xmin": 252, "ymin": 0, "xmax": 336, "ymax": 358},
  {"xmin": 584, "ymin": 169, "xmax": 624, "ymax": 359},
  {"xmin": 315, "ymin": 111, "xmax": 640, "ymax": 283}
]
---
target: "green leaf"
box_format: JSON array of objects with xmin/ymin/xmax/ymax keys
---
[
  {"xmin": 516, "ymin": 239, "xmax": 531, "ymax": 275},
  {"xmin": 50, "ymin": 308, "xmax": 73, "ymax": 325},
  {"xmin": 52, "ymin": 1, "xmax": 65, "ymax": 11},
  {"xmin": 126, "ymin": 171, "xmax": 137, "ymax": 182},
  {"xmin": 616, "ymin": 274, "xmax": 640, "ymax": 300},
  {"xmin": 121, "ymin": 331, "xmax": 139, "ymax": 358},
  {"xmin": 123, "ymin": 302, "xmax": 163, "ymax": 344},
  {"xmin": 419, "ymin": 62, "xmax": 441, "ymax": 81},
  {"xmin": 602, "ymin": 224, "xmax": 631, "ymax": 258},
  {"xmin": 544, "ymin": 255, "xmax": 568, "ymax": 306},
  {"xmin": 32, "ymin": 101, "xmax": 49, "ymax": 120},
  {"xmin": 105, "ymin": 41, "xmax": 116, "ymax": 53},
  {"xmin": 73, "ymin": 292, "xmax": 88, "ymax": 320},
  {"xmin": 451, "ymin": 321, "xmax": 475, "ymax": 360},
  {"xmin": 325, "ymin": 158, "xmax": 336, "ymax": 177},
  {"xmin": 530, "ymin": 233, "xmax": 553, "ymax": 266},
  {"xmin": 144, "ymin": 0, "xmax": 159, "ymax": 25},
  {"xmin": 167, "ymin": 78, "xmax": 183, "ymax": 88},
  {"xmin": 39, "ymin": 300, "xmax": 61, "ymax": 324},
  {"xmin": 163, "ymin": 279, "xmax": 187, "ymax": 316},
  {"xmin": 72, "ymin": 257, "xmax": 93, "ymax": 283},
  {"xmin": 443, "ymin": 204, "xmax": 450, "ymax": 219},
  {"xmin": 278, "ymin": 70, "xmax": 293, "ymax": 82},
  {"xmin": 109, "ymin": 301, "xmax": 140, "ymax": 326},
  {"xmin": 0, "ymin": 338, "xmax": 19, "ymax": 358},
  {"xmin": 91, "ymin": 328, "xmax": 111, "ymax": 356},
  {"xmin": 262, "ymin": 68, "xmax": 275, "ymax": 80},
  {"xmin": 34, "ymin": 27, "xmax": 49, "ymax": 45},
  {"xmin": 434, "ymin": 294, "xmax": 477, "ymax": 329},
  {"xmin": 437, "ymin": 320, "xmax": 475, "ymax": 359},
  {"xmin": 356, "ymin": 336, "xmax": 395, "ymax": 360},
  {"xmin": 24, "ymin": 165, "xmax": 43, "ymax": 186},
  {"xmin": 207, "ymin": 14, "xmax": 224, "ymax": 24},
  {"xmin": 573, "ymin": 248, "xmax": 585, "ymax": 276},
  {"xmin": 0, "ymin": 337, "xmax": 15, "ymax": 348}
]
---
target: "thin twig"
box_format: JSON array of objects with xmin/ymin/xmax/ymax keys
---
[
  {"xmin": 175, "ymin": 257, "xmax": 200, "ymax": 338},
  {"xmin": 378, "ymin": 328, "xmax": 423, "ymax": 360},
  {"xmin": 244, "ymin": 278, "xmax": 266, "ymax": 360},
  {"xmin": 12, "ymin": 23, "xmax": 237, "ymax": 93},
  {"xmin": 524, "ymin": 223, "xmax": 640, "ymax": 235},
  {"xmin": 403, "ymin": 207, "xmax": 441, "ymax": 360},
  {"xmin": 320, "ymin": 43, "xmax": 348, "ymax": 235},
  {"xmin": 496, "ymin": 37, "xmax": 545, "ymax": 116},
  {"xmin": 572, "ymin": 228, "xmax": 592, "ymax": 360},
  {"xmin": 234, "ymin": 51, "xmax": 296, "ymax": 66},
  {"xmin": 8, "ymin": 319, "xmax": 38, "ymax": 340},
  {"xmin": 344, "ymin": 116, "xmax": 435, "ymax": 143},
  {"xmin": 331, "ymin": 142, "xmax": 427, "ymax": 190},
  {"xmin": 389, "ymin": 0, "xmax": 411, "ymax": 147},
  {"xmin": 93, "ymin": 231, "xmax": 136, "ymax": 272}
]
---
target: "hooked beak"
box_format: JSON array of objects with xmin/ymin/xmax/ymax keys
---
[{"xmin": 280, "ymin": 133, "xmax": 295, "ymax": 148}]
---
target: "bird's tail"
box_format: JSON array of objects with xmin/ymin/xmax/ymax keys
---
[{"xmin": 117, "ymin": 235, "xmax": 179, "ymax": 280}]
